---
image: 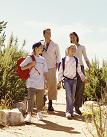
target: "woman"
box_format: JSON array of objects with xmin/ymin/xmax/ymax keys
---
[{"xmin": 69, "ymin": 32, "xmax": 91, "ymax": 114}]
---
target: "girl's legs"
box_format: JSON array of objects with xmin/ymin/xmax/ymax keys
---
[{"xmin": 64, "ymin": 79, "xmax": 77, "ymax": 116}]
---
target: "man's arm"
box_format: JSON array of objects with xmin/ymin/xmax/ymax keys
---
[{"xmin": 55, "ymin": 44, "xmax": 61, "ymax": 69}]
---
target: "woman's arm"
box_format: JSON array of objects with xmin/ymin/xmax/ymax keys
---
[{"xmin": 82, "ymin": 46, "xmax": 91, "ymax": 69}]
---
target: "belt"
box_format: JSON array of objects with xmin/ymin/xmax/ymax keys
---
[{"xmin": 63, "ymin": 75, "xmax": 77, "ymax": 80}]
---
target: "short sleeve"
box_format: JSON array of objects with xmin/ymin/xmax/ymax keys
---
[{"xmin": 20, "ymin": 56, "xmax": 32, "ymax": 67}]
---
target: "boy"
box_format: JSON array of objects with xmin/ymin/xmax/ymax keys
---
[
  {"xmin": 20, "ymin": 42, "xmax": 48, "ymax": 122},
  {"xmin": 58, "ymin": 44, "xmax": 86, "ymax": 119}
]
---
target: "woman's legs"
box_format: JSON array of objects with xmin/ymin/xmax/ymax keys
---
[{"xmin": 74, "ymin": 66, "xmax": 85, "ymax": 114}]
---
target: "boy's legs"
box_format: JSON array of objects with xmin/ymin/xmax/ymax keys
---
[
  {"xmin": 24, "ymin": 88, "xmax": 35, "ymax": 122},
  {"xmin": 36, "ymin": 89, "xmax": 44, "ymax": 120},
  {"xmin": 36, "ymin": 89, "xmax": 44, "ymax": 112},
  {"xmin": 27, "ymin": 88, "xmax": 35, "ymax": 114}
]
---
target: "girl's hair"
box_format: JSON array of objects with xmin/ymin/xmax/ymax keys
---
[
  {"xmin": 65, "ymin": 44, "xmax": 76, "ymax": 55},
  {"xmin": 69, "ymin": 32, "xmax": 79, "ymax": 43}
]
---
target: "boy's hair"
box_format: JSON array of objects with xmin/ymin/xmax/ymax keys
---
[
  {"xmin": 43, "ymin": 28, "xmax": 51, "ymax": 35},
  {"xmin": 32, "ymin": 42, "xmax": 42, "ymax": 49},
  {"xmin": 69, "ymin": 32, "xmax": 79, "ymax": 43}
]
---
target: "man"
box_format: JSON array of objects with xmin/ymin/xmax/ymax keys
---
[
  {"xmin": 69, "ymin": 32, "xmax": 91, "ymax": 114},
  {"xmin": 42, "ymin": 28, "xmax": 60, "ymax": 111}
]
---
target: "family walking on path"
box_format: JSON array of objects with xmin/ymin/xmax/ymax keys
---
[{"xmin": 19, "ymin": 28, "xmax": 91, "ymax": 122}]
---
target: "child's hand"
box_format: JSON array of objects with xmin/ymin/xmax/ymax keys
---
[
  {"xmin": 58, "ymin": 81, "xmax": 62, "ymax": 85},
  {"xmin": 83, "ymin": 79, "xmax": 89, "ymax": 84},
  {"xmin": 45, "ymin": 80, "xmax": 48, "ymax": 85}
]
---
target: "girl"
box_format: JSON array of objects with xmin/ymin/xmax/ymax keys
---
[{"xmin": 58, "ymin": 44, "xmax": 86, "ymax": 119}]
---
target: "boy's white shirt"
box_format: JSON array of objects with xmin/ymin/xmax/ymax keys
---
[
  {"xmin": 58, "ymin": 56, "xmax": 85, "ymax": 82},
  {"xmin": 20, "ymin": 55, "xmax": 48, "ymax": 90}
]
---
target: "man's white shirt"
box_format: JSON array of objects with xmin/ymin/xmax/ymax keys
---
[{"xmin": 42, "ymin": 40, "xmax": 61, "ymax": 69}]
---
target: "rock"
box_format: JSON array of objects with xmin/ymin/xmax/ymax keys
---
[
  {"xmin": 14, "ymin": 101, "xmax": 27, "ymax": 115},
  {"xmin": 84, "ymin": 101, "xmax": 99, "ymax": 107},
  {"xmin": 0, "ymin": 108, "xmax": 24, "ymax": 126}
]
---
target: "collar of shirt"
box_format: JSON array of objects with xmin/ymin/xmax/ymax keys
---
[{"xmin": 66, "ymin": 56, "xmax": 74, "ymax": 61}]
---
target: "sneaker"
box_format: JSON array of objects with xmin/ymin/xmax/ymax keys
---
[
  {"xmin": 37, "ymin": 112, "xmax": 43, "ymax": 121},
  {"xmin": 66, "ymin": 112, "xmax": 71, "ymax": 118},
  {"xmin": 24, "ymin": 114, "xmax": 31, "ymax": 123}
]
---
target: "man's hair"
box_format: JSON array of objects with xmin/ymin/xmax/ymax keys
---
[
  {"xmin": 43, "ymin": 28, "xmax": 51, "ymax": 35},
  {"xmin": 69, "ymin": 32, "xmax": 79, "ymax": 43}
]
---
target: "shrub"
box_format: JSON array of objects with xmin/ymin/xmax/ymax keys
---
[
  {"xmin": 0, "ymin": 21, "xmax": 28, "ymax": 108},
  {"xmin": 84, "ymin": 60, "xmax": 107, "ymax": 101}
]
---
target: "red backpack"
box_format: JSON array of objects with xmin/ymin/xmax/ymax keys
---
[{"xmin": 16, "ymin": 55, "xmax": 35, "ymax": 80}]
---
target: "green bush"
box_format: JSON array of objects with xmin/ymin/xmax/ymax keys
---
[
  {"xmin": 84, "ymin": 59, "xmax": 107, "ymax": 101},
  {"xmin": 0, "ymin": 21, "xmax": 28, "ymax": 108}
]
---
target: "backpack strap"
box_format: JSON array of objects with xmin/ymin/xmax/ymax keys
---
[
  {"xmin": 62, "ymin": 57, "xmax": 66, "ymax": 72},
  {"xmin": 73, "ymin": 56, "xmax": 78, "ymax": 77},
  {"xmin": 29, "ymin": 55, "xmax": 40, "ymax": 75},
  {"xmin": 30, "ymin": 55, "xmax": 35, "ymax": 61},
  {"xmin": 73, "ymin": 56, "xmax": 78, "ymax": 69},
  {"xmin": 58, "ymin": 57, "xmax": 66, "ymax": 72},
  {"xmin": 58, "ymin": 62, "xmax": 61, "ymax": 71}
]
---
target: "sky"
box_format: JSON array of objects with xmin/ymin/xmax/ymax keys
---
[{"xmin": 0, "ymin": 0, "xmax": 107, "ymax": 66}]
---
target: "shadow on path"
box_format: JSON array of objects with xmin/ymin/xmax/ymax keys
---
[
  {"xmin": 47, "ymin": 110, "xmax": 65, "ymax": 117},
  {"xmin": 47, "ymin": 110, "xmax": 85, "ymax": 122},
  {"xmin": 30, "ymin": 119, "xmax": 81, "ymax": 134}
]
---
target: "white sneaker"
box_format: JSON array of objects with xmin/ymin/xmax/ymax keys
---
[
  {"xmin": 24, "ymin": 114, "xmax": 31, "ymax": 123},
  {"xmin": 66, "ymin": 112, "xmax": 71, "ymax": 118},
  {"xmin": 37, "ymin": 112, "xmax": 43, "ymax": 121}
]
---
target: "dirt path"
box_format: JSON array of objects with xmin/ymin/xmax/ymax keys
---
[{"xmin": 0, "ymin": 89, "xmax": 92, "ymax": 137}]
